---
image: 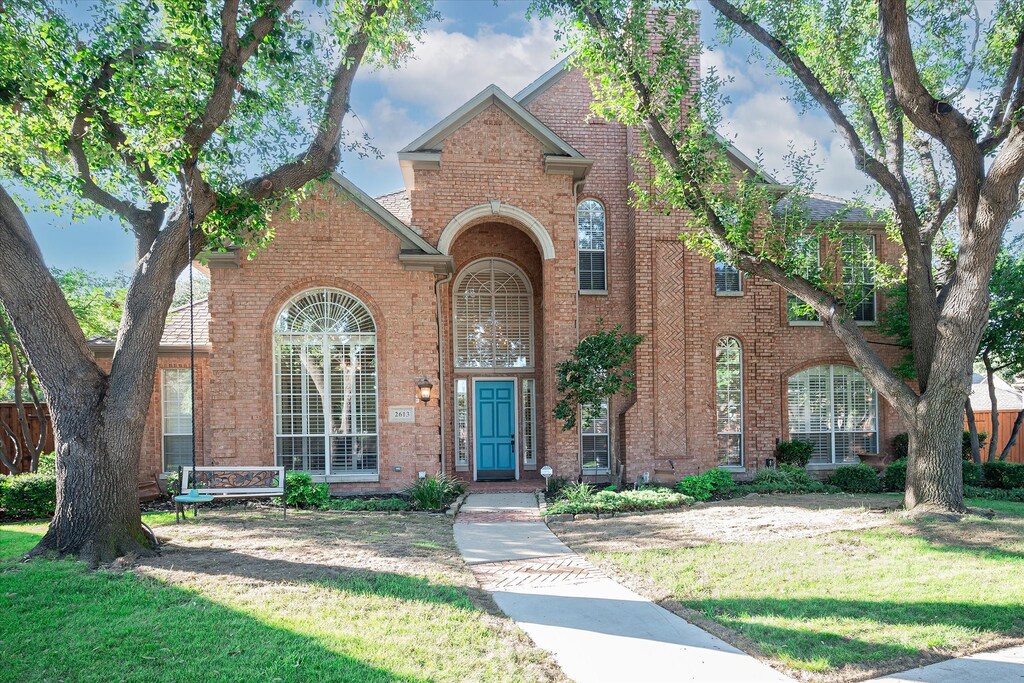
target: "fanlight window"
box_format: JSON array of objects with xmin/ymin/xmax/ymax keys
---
[
  {"xmin": 454, "ymin": 259, "xmax": 534, "ymax": 369},
  {"xmin": 274, "ymin": 288, "xmax": 378, "ymax": 477},
  {"xmin": 788, "ymin": 364, "xmax": 878, "ymax": 465}
]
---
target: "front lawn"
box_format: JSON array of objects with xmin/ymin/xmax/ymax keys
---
[
  {"xmin": 0, "ymin": 510, "xmax": 563, "ymax": 683},
  {"xmin": 553, "ymin": 493, "xmax": 1024, "ymax": 681}
]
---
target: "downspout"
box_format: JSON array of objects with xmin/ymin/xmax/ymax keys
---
[
  {"xmin": 435, "ymin": 271, "xmax": 453, "ymax": 475},
  {"xmin": 573, "ymin": 179, "xmax": 585, "ymax": 482}
]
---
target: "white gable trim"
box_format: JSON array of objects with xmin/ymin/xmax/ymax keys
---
[{"xmin": 438, "ymin": 202, "xmax": 556, "ymax": 261}]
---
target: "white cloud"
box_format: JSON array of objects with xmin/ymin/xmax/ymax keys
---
[{"xmin": 367, "ymin": 18, "xmax": 562, "ymax": 118}]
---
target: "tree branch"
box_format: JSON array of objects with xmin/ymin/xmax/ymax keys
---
[{"xmin": 981, "ymin": 25, "xmax": 1024, "ymax": 153}]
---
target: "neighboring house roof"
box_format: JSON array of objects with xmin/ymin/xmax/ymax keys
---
[
  {"xmin": 374, "ymin": 189, "xmax": 412, "ymax": 227},
  {"xmin": 161, "ymin": 298, "xmax": 211, "ymax": 347},
  {"xmin": 87, "ymin": 298, "xmax": 211, "ymax": 353},
  {"xmin": 970, "ymin": 372, "xmax": 1024, "ymax": 412},
  {"xmin": 774, "ymin": 192, "xmax": 885, "ymax": 226},
  {"xmin": 398, "ymin": 83, "xmax": 593, "ymax": 188}
]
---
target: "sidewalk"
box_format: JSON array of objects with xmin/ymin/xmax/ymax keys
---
[
  {"xmin": 866, "ymin": 645, "xmax": 1024, "ymax": 682},
  {"xmin": 453, "ymin": 492, "xmax": 794, "ymax": 683}
]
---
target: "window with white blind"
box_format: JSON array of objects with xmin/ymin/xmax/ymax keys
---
[
  {"xmin": 714, "ymin": 260, "xmax": 742, "ymax": 294},
  {"xmin": 162, "ymin": 368, "xmax": 193, "ymax": 471},
  {"xmin": 787, "ymin": 235, "xmax": 821, "ymax": 322},
  {"xmin": 454, "ymin": 258, "xmax": 533, "ymax": 369},
  {"xmin": 522, "ymin": 379, "xmax": 536, "ymax": 468},
  {"xmin": 274, "ymin": 288, "xmax": 378, "ymax": 477},
  {"xmin": 715, "ymin": 337, "xmax": 743, "ymax": 468},
  {"xmin": 581, "ymin": 399, "xmax": 610, "ymax": 473},
  {"xmin": 788, "ymin": 364, "xmax": 878, "ymax": 465},
  {"xmin": 577, "ymin": 199, "xmax": 607, "ymax": 292},
  {"xmin": 842, "ymin": 234, "xmax": 877, "ymax": 322},
  {"xmin": 455, "ymin": 379, "xmax": 469, "ymax": 469}
]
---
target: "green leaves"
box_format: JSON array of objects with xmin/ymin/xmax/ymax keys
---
[{"xmin": 553, "ymin": 320, "xmax": 643, "ymax": 431}]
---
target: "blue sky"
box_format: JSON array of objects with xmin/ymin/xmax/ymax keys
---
[{"xmin": 21, "ymin": 1, "xmax": 1014, "ymax": 275}]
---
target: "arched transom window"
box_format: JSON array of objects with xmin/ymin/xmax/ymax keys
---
[
  {"xmin": 577, "ymin": 199, "xmax": 607, "ymax": 292},
  {"xmin": 788, "ymin": 364, "xmax": 878, "ymax": 465},
  {"xmin": 454, "ymin": 258, "xmax": 533, "ymax": 369},
  {"xmin": 274, "ymin": 288, "xmax": 378, "ymax": 477},
  {"xmin": 715, "ymin": 337, "xmax": 743, "ymax": 467}
]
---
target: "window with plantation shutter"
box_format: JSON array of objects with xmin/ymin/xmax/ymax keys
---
[
  {"xmin": 788, "ymin": 364, "xmax": 878, "ymax": 464},
  {"xmin": 274, "ymin": 288, "xmax": 378, "ymax": 477},
  {"xmin": 577, "ymin": 199, "xmax": 606, "ymax": 292},
  {"xmin": 714, "ymin": 260, "xmax": 741, "ymax": 294},
  {"xmin": 162, "ymin": 368, "xmax": 193, "ymax": 471},
  {"xmin": 454, "ymin": 259, "xmax": 533, "ymax": 369},
  {"xmin": 715, "ymin": 337, "xmax": 743, "ymax": 467}
]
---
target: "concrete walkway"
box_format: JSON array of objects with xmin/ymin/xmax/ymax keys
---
[
  {"xmin": 866, "ymin": 645, "xmax": 1024, "ymax": 682},
  {"xmin": 454, "ymin": 492, "xmax": 794, "ymax": 683}
]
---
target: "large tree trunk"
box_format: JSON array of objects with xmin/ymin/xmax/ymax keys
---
[
  {"xmin": 33, "ymin": 383, "xmax": 152, "ymax": 566},
  {"xmin": 905, "ymin": 395, "xmax": 967, "ymax": 513}
]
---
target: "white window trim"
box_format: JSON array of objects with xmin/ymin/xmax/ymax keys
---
[
  {"xmin": 454, "ymin": 378, "xmax": 470, "ymax": 472},
  {"xmin": 842, "ymin": 233, "xmax": 878, "ymax": 324},
  {"xmin": 788, "ymin": 364, "xmax": 879, "ymax": 466},
  {"xmin": 715, "ymin": 337, "xmax": 744, "ymax": 469},
  {"xmin": 453, "ymin": 258, "xmax": 535, "ymax": 370},
  {"xmin": 581, "ymin": 398, "xmax": 611, "ymax": 475},
  {"xmin": 161, "ymin": 368, "xmax": 193, "ymax": 473},
  {"xmin": 522, "ymin": 378, "xmax": 537, "ymax": 470},
  {"xmin": 577, "ymin": 199, "xmax": 608, "ymax": 294},
  {"xmin": 714, "ymin": 260, "xmax": 743, "ymax": 296},
  {"xmin": 273, "ymin": 288, "xmax": 380, "ymax": 480}
]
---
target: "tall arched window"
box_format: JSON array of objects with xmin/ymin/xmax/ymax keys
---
[
  {"xmin": 454, "ymin": 258, "xmax": 533, "ymax": 368},
  {"xmin": 577, "ymin": 199, "xmax": 607, "ymax": 292},
  {"xmin": 274, "ymin": 288, "xmax": 378, "ymax": 477},
  {"xmin": 715, "ymin": 337, "xmax": 743, "ymax": 467},
  {"xmin": 788, "ymin": 364, "xmax": 878, "ymax": 465}
]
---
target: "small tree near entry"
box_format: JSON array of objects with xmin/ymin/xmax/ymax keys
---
[
  {"xmin": 532, "ymin": 0, "xmax": 1024, "ymax": 514},
  {"xmin": 0, "ymin": 0, "xmax": 432, "ymax": 565},
  {"xmin": 554, "ymin": 321, "xmax": 643, "ymax": 431}
]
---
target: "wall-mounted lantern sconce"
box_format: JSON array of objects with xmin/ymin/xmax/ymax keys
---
[{"xmin": 417, "ymin": 377, "xmax": 434, "ymax": 404}]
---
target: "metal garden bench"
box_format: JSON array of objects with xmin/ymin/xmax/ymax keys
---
[{"xmin": 175, "ymin": 465, "xmax": 287, "ymax": 522}]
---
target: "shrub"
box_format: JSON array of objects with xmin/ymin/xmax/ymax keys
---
[
  {"xmin": 558, "ymin": 482, "xmax": 596, "ymax": 506},
  {"xmin": 883, "ymin": 458, "xmax": 907, "ymax": 492},
  {"xmin": 744, "ymin": 464, "xmax": 837, "ymax": 494},
  {"xmin": 827, "ymin": 464, "xmax": 882, "ymax": 493},
  {"xmin": 964, "ymin": 486, "xmax": 1024, "ymax": 503},
  {"xmin": 407, "ymin": 474, "xmax": 465, "ymax": 511},
  {"xmin": 982, "ymin": 461, "xmax": 1024, "ymax": 490},
  {"xmin": 892, "ymin": 433, "xmax": 909, "ymax": 460},
  {"xmin": 329, "ymin": 497, "xmax": 410, "ymax": 512},
  {"xmin": 675, "ymin": 469, "xmax": 736, "ymax": 501},
  {"xmin": 0, "ymin": 472, "xmax": 57, "ymax": 519},
  {"xmin": 776, "ymin": 440, "xmax": 814, "ymax": 468},
  {"xmin": 892, "ymin": 432, "xmax": 988, "ymax": 461},
  {"xmin": 546, "ymin": 487, "xmax": 690, "ymax": 515},
  {"xmin": 36, "ymin": 452, "xmax": 56, "ymax": 475},
  {"xmin": 285, "ymin": 471, "xmax": 330, "ymax": 509},
  {"xmin": 962, "ymin": 460, "xmax": 983, "ymax": 487}
]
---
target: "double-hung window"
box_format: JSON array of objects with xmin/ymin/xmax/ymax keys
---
[
  {"xmin": 162, "ymin": 368, "xmax": 193, "ymax": 471},
  {"xmin": 787, "ymin": 235, "xmax": 821, "ymax": 323},
  {"xmin": 581, "ymin": 399, "xmax": 610, "ymax": 473},
  {"xmin": 842, "ymin": 234, "xmax": 877, "ymax": 322},
  {"xmin": 577, "ymin": 199, "xmax": 607, "ymax": 293}
]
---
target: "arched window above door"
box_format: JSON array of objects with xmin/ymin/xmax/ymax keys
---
[{"xmin": 453, "ymin": 258, "xmax": 534, "ymax": 369}]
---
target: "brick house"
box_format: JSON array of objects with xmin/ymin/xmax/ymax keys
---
[{"xmin": 96, "ymin": 58, "xmax": 905, "ymax": 493}]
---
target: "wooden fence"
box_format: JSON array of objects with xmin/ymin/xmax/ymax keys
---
[
  {"xmin": 0, "ymin": 403, "xmax": 54, "ymax": 474},
  {"xmin": 967, "ymin": 410, "xmax": 1024, "ymax": 464}
]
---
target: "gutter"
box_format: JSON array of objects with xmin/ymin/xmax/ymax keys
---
[{"xmin": 434, "ymin": 270, "xmax": 454, "ymax": 475}]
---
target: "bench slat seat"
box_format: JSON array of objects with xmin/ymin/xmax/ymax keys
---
[{"xmin": 176, "ymin": 466, "xmax": 287, "ymax": 522}]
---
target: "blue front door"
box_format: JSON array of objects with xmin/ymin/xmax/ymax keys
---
[{"xmin": 475, "ymin": 380, "xmax": 516, "ymax": 479}]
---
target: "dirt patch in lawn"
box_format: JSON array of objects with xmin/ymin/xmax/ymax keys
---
[
  {"xmin": 137, "ymin": 509, "xmax": 567, "ymax": 682},
  {"xmin": 551, "ymin": 493, "xmax": 901, "ymax": 554}
]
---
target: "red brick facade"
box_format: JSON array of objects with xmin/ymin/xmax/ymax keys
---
[{"xmin": 130, "ymin": 60, "xmax": 906, "ymax": 491}]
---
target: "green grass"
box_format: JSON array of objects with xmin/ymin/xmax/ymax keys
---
[
  {"xmin": 0, "ymin": 514, "xmax": 556, "ymax": 683},
  {"xmin": 596, "ymin": 501, "xmax": 1024, "ymax": 676}
]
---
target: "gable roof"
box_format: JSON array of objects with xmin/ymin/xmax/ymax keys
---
[
  {"xmin": 400, "ymin": 83, "xmax": 586, "ymax": 159},
  {"xmin": 971, "ymin": 372, "xmax": 1024, "ymax": 412},
  {"xmin": 375, "ymin": 189, "xmax": 412, "ymax": 226},
  {"xmin": 328, "ymin": 173, "xmax": 437, "ymax": 253},
  {"xmin": 87, "ymin": 298, "xmax": 212, "ymax": 353}
]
